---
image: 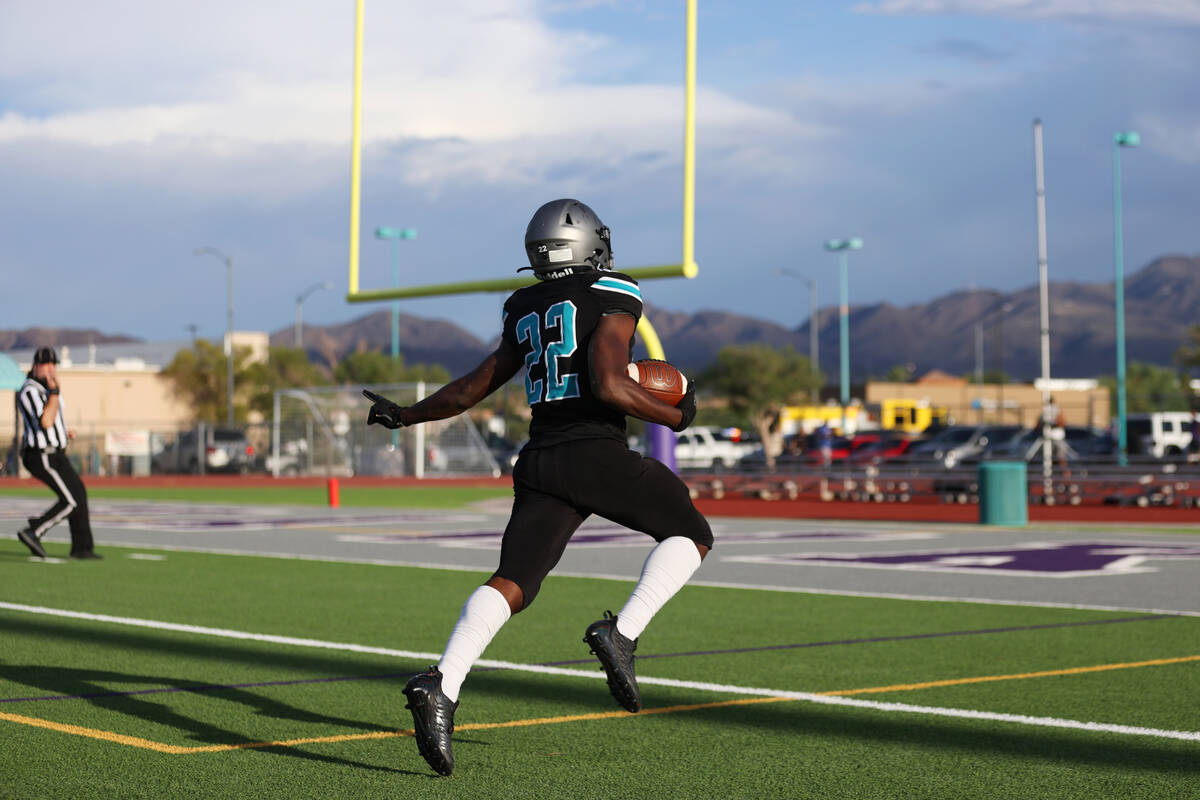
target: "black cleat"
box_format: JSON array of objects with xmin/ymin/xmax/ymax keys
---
[
  {"xmin": 69, "ymin": 551, "xmax": 103, "ymax": 560},
  {"xmin": 403, "ymin": 666, "xmax": 457, "ymax": 776},
  {"xmin": 17, "ymin": 528, "xmax": 47, "ymax": 559},
  {"xmin": 583, "ymin": 611, "xmax": 641, "ymax": 713}
]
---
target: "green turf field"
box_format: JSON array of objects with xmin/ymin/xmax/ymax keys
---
[
  {"xmin": 0, "ymin": 484, "xmax": 510, "ymax": 508},
  {"xmin": 1, "ymin": 538, "xmax": 1197, "ymax": 799}
]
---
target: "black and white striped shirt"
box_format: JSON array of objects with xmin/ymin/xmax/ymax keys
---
[{"xmin": 18, "ymin": 377, "xmax": 68, "ymax": 450}]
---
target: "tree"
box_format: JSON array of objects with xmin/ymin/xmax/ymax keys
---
[
  {"xmin": 1175, "ymin": 325, "xmax": 1200, "ymax": 404},
  {"xmin": 1099, "ymin": 362, "xmax": 1191, "ymax": 413},
  {"xmin": 1176, "ymin": 325, "xmax": 1200, "ymax": 373},
  {"xmin": 333, "ymin": 350, "xmax": 450, "ymax": 385},
  {"xmin": 701, "ymin": 344, "xmax": 821, "ymax": 470},
  {"xmin": 1177, "ymin": 325, "xmax": 1200, "ymax": 409},
  {"xmin": 244, "ymin": 347, "xmax": 330, "ymax": 418},
  {"xmin": 161, "ymin": 340, "xmax": 261, "ymax": 424},
  {"xmin": 882, "ymin": 363, "xmax": 915, "ymax": 383}
]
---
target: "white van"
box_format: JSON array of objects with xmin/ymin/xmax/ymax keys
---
[{"xmin": 1124, "ymin": 412, "xmax": 1194, "ymax": 459}]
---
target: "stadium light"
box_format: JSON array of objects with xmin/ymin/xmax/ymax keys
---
[
  {"xmin": 1112, "ymin": 131, "xmax": 1139, "ymax": 466},
  {"xmin": 295, "ymin": 281, "xmax": 334, "ymax": 349},
  {"xmin": 374, "ymin": 227, "xmax": 419, "ymax": 362},
  {"xmin": 824, "ymin": 238, "xmax": 864, "ymax": 431},
  {"xmin": 996, "ymin": 302, "xmax": 1014, "ymax": 422},
  {"xmin": 194, "ymin": 246, "xmax": 235, "ymax": 426},
  {"xmin": 775, "ymin": 268, "xmax": 820, "ymax": 402}
]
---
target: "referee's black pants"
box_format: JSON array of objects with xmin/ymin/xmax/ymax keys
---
[{"xmin": 21, "ymin": 448, "xmax": 96, "ymax": 555}]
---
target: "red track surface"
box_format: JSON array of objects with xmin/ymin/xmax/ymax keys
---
[{"xmin": 6, "ymin": 475, "xmax": 1198, "ymax": 524}]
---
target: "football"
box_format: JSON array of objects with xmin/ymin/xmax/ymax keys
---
[{"xmin": 627, "ymin": 359, "xmax": 688, "ymax": 406}]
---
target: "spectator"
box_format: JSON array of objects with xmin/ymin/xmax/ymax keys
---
[{"xmin": 815, "ymin": 421, "xmax": 833, "ymax": 467}]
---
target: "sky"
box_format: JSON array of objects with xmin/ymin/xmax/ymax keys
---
[{"xmin": 1, "ymin": 0, "xmax": 1197, "ymax": 346}]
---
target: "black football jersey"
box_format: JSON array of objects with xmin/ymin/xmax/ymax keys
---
[{"xmin": 501, "ymin": 270, "xmax": 643, "ymax": 448}]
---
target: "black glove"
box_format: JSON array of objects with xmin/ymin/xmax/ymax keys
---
[
  {"xmin": 362, "ymin": 389, "xmax": 407, "ymax": 430},
  {"xmin": 672, "ymin": 382, "xmax": 697, "ymax": 432}
]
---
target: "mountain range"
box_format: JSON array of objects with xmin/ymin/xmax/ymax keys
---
[
  {"xmin": 5, "ymin": 255, "xmax": 1196, "ymax": 380},
  {"xmin": 276, "ymin": 254, "xmax": 1198, "ymax": 379}
]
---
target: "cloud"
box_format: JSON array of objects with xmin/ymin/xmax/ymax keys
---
[
  {"xmin": 0, "ymin": 0, "xmax": 820, "ymax": 192},
  {"xmin": 853, "ymin": 0, "xmax": 1200, "ymax": 25},
  {"xmin": 915, "ymin": 38, "xmax": 1014, "ymax": 62},
  {"xmin": 1136, "ymin": 112, "xmax": 1200, "ymax": 164}
]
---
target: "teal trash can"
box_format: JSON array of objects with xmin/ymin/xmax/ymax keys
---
[{"xmin": 978, "ymin": 461, "xmax": 1027, "ymax": 526}]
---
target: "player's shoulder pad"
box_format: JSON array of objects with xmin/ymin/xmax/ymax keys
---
[{"xmin": 586, "ymin": 271, "xmax": 642, "ymax": 303}]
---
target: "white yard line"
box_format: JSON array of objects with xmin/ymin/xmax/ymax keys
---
[{"xmin": 1, "ymin": 601, "xmax": 1196, "ymax": 743}]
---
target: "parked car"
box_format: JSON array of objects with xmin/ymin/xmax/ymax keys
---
[
  {"xmin": 736, "ymin": 433, "xmax": 853, "ymax": 470},
  {"xmin": 425, "ymin": 437, "xmax": 502, "ymax": 477},
  {"xmin": 960, "ymin": 428, "xmax": 1036, "ymax": 464},
  {"xmin": 153, "ymin": 427, "xmax": 255, "ymax": 474},
  {"xmin": 845, "ymin": 435, "xmax": 915, "ymax": 466},
  {"xmin": 957, "ymin": 425, "xmax": 1115, "ymax": 465},
  {"xmin": 265, "ymin": 439, "xmax": 309, "ymax": 476},
  {"xmin": 1125, "ymin": 413, "xmax": 1194, "ymax": 459},
  {"xmin": 801, "ymin": 433, "xmax": 881, "ymax": 465},
  {"xmin": 483, "ymin": 432, "xmax": 520, "ymax": 474},
  {"xmin": 906, "ymin": 425, "xmax": 1023, "ymax": 469},
  {"xmin": 675, "ymin": 426, "xmax": 759, "ymax": 470}
]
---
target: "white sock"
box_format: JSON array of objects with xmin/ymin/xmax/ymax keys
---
[
  {"xmin": 437, "ymin": 585, "xmax": 512, "ymax": 703},
  {"xmin": 616, "ymin": 536, "xmax": 703, "ymax": 640}
]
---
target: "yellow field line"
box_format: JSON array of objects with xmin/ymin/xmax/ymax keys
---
[
  {"xmin": 0, "ymin": 711, "xmax": 197, "ymax": 754},
  {"xmin": 2, "ymin": 655, "xmax": 1194, "ymax": 754},
  {"xmin": 817, "ymin": 654, "xmax": 1200, "ymax": 697}
]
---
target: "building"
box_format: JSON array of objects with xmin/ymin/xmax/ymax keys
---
[
  {"xmin": 2, "ymin": 335, "xmax": 269, "ymax": 476},
  {"xmin": 866, "ymin": 372, "xmax": 1110, "ymax": 430}
]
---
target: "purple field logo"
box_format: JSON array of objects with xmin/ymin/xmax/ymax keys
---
[
  {"xmin": 727, "ymin": 542, "xmax": 1200, "ymax": 578},
  {"xmin": 338, "ymin": 528, "xmax": 935, "ymax": 549}
]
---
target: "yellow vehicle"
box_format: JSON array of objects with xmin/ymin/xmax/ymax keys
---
[
  {"xmin": 779, "ymin": 404, "xmax": 865, "ymax": 436},
  {"xmin": 880, "ymin": 399, "xmax": 948, "ymax": 433}
]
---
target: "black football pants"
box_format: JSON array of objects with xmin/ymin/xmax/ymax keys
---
[
  {"xmin": 494, "ymin": 438, "xmax": 713, "ymax": 608},
  {"xmin": 21, "ymin": 448, "xmax": 96, "ymax": 554}
]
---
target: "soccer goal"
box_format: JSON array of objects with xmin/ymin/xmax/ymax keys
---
[{"xmin": 271, "ymin": 384, "xmax": 501, "ymax": 478}]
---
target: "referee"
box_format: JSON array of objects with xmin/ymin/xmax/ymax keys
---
[{"xmin": 15, "ymin": 347, "xmax": 100, "ymax": 560}]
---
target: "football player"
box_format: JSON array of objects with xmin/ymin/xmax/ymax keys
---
[{"xmin": 364, "ymin": 198, "xmax": 711, "ymax": 776}]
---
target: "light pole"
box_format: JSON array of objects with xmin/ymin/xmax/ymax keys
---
[
  {"xmin": 1033, "ymin": 119, "xmax": 1054, "ymax": 496},
  {"xmin": 295, "ymin": 281, "xmax": 333, "ymax": 350},
  {"xmin": 776, "ymin": 268, "xmax": 820, "ymax": 402},
  {"xmin": 374, "ymin": 227, "xmax": 418, "ymax": 362},
  {"xmin": 194, "ymin": 246, "xmax": 235, "ymax": 427},
  {"xmin": 996, "ymin": 302, "xmax": 1013, "ymax": 423},
  {"xmin": 1112, "ymin": 131, "xmax": 1139, "ymax": 466},
  {"xmin": 824, "ymin": 237, "xmax": 863, "ymax": 432}
]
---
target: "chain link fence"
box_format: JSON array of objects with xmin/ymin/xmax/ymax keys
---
[
  {"xmin": 271, "ymin": 383, "xmax": 501, "ymax": 478},
  {"xmin": 3, "ymin": 384, "xmax": 505, "ymax": 479}
]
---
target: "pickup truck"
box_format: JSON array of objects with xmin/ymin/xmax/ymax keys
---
[{"xmin": 675, "ymin": 426, "xmax": 758, "ymax": 470}]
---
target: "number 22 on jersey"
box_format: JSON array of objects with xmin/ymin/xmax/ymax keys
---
[{"xmin": 515, "ymin": 300, "xmax": 580, "ymax": 405}]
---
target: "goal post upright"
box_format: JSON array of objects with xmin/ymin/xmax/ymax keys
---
[
  {"xmin": 343, "ymin": 0, "xmax": 699, "ymax": 307},
  {"xmin": 341, "ymin": 0, "xmax": 699, "ymax": 470}
]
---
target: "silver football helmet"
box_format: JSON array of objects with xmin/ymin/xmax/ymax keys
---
[{"xmin": 521, "ymin": 199, "xmax": 613, "ymax": 277}]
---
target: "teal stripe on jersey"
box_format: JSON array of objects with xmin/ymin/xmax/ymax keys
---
[{"xmin": 593, "ymin": 277, "xmax": 641, "ymax": 300}]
